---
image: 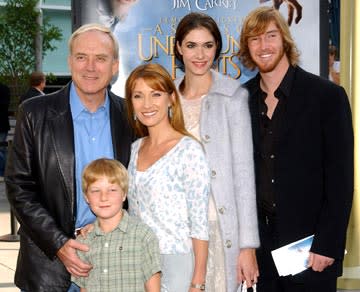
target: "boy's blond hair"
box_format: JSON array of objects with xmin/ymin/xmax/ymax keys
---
[{"xmin": 82, "ymin": 158, "xmax": 128, "ymax": 195}]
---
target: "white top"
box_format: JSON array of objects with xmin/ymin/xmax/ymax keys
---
[
  {"xmin": 179, "ymin": 94, "xmax": 218, "ymax": 221},
  {"xmin": 128, "ymin": 136, "xmax": 210, "ymax": 254}
]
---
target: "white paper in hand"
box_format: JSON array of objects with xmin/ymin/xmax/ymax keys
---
[{"xmin": 271, "ymin": 235, "xmax": 314, "ymax": 276}]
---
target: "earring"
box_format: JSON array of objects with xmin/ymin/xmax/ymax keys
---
[
  {"xmin": 168, "ymin": 106, "xmax": 173, "ymax": 119},
  {"xmin": 133, "ymin": 114, "xmax": 137, "ymax": 121}
]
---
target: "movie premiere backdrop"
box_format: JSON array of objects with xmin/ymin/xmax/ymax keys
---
[{"xmin": 72, "ymin": 0, "xmax": 328, "ymax": 96}]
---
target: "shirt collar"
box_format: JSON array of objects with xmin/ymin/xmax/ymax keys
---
[
  {"xmin": 70, "ymin": 82, "xmax": 110, "ymax": 119},
  {"xmin": 92, "ymin": 210, "xmax": 130, "ymax": 237},
  {"xmin": 253, "ymin": 65, "xmax": 296, "ymax": 101},
  {"xmin": 274, "ymin": 65, "xmax": 296, "ymax": 99}
]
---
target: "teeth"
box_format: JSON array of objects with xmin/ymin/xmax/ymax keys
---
[
  {"xmin": 142, "ymin": 111, "xmax": 156, "ymax": 116},
  {"xmin": 260, "ymin": 54, "xmax": 271, "ymax": 58}
]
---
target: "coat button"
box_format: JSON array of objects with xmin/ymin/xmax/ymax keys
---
[
  {"xmin": 270, "ymin": 154, "xmax": 275, "ymax": 159},
  {"xmin": 211, "ymin": 170, "xmax": 216, "ymax": 178},
  {"xmin": 203, "ymin": 135, "xmax": 210, "ymax": 143},
  {"xmin": 225, "ymin": 240, "xmax": 232, "ymax": 248},
  {"xmin": 218, "ymin": 207, "xmax": 225, "ymax": 214}
]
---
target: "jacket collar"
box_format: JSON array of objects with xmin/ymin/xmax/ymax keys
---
[
  {"xmin": 175, "ymin": 69, "xmax": 241, "ymax": 98},
  {"xmin": 208, "ymin": 69, "xmax": 241, "ymax": 97}
]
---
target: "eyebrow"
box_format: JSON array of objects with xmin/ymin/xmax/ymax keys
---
[
  {"xmin": 265, "ymin": 29, "xmax": 280, "ymax": 34},
  {"xmin": 185, "ymin": 40, "xmax": 215, "ymax": 44}
]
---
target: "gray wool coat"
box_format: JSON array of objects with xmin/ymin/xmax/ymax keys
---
[{"xmin": 175, "ymin": 70, "xmax": 260, "ymax": 292}]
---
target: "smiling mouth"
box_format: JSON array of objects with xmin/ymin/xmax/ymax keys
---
[
  {"xmin": 142, "ymin": 111, "xmax": 157, "ymax": 117},
  {"xmin": 99, "ymin": 205, "xmax": 111, "ymax": 208},
  {"xmin": 260, "ymin": 53, "xmax": 272, "ymax": 58},
  {"xmin": 193, "ymin": 61, "xmax": 207, "ymax": 67}
]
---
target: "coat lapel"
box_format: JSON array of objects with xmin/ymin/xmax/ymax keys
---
[
  {"xmin": 278, "ymin": 67, "xmax": 306, "ymax": 141},
  {"xmin": 48, "ymin": 86, "xmax": 75, "ymax": 201}
]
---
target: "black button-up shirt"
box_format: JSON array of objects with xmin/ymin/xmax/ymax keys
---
[{"xmin": 256, "ymin": 66, "xmax": 295, "ymax": 216}]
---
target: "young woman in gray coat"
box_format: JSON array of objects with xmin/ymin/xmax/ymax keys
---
[{"xmin": 174, "ymin": 12, "xmax": 260, "ymax": 292}]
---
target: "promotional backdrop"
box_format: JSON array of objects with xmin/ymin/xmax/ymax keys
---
[{"xmin": 72, "ymin": 0, "xmax": 325, "ymax": 96}]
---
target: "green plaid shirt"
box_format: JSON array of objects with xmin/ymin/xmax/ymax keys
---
[{"xmin": 72, "ymin": 210, "xmax": 161, "ymax": 292}]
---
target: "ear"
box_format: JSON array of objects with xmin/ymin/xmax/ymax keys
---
[
  {"xmin": 67, "ymin": 56, "xmax": 72, "ymax": 72},
  {"xmin": 112, "ymin": 58, "xmax": 119, "ymax": 76},
  {"xmin": 123, "ymin": 193, "xmax": 127, "ymax": 202},
  {"xmin": 169, "ymin": 92, "xmax": 176, "ymax": 107},
  {"xmin": 176, "ymin": 41, "xmax": 183, "ymax": 55}
]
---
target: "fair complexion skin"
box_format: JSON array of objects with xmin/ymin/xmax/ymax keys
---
[
  {"xmin": 79, "ymin": 177, "xmax": 160, "ymax": 292},
  {"xmin": 247, "ymin": 21, "xmax": 335, "ymax": 272},
  {"xmin": 176, "ymin": 27, "xmax": 215, "ymax": 99},
  {"xmin": 57, "ymin": 29, "xmax": 119, "ymax": 278},
  {"xmin": 131, "ymin": 78, "xmax": 208, "ymax": 291},
  {"xmin": 178, "ymin": 27, "xmax": 259, "ymax": 286},
  {"xmin": 68, "ymin": 29, "xmax": 119, "ymax": 113}
]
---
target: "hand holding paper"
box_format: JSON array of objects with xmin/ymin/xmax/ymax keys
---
[{"xmin": 271, "ymin": 235, "xmax": 314, "ymax": 276}]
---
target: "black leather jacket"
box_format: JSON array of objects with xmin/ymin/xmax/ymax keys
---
[{"xmin": 5, "ymin": 84, "xmax": 133, "ymax": 291}]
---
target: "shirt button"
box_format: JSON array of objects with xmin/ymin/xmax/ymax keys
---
[
  {"xmin": 225, "ymin": 240, "xmax": 232, "ymax": 248},
  {"xmin": 103, "ymin": 269, "xmax": 108, "ymax": 273},
  {"xmin": 271, "ymin": 179, "xmax": 275, "ymax": 183},
  {"xmin": 218, "ymin": 207, "xmax": 225, "ymax": 214},
  {"xmin": 104, "ymin": 242, "xmax": 109, "ymax": 248},
  {"xmin": 92, "ymin": 137, "xmax": 96, "ymax": 141},
  {"xmin": 211, "ymin": 170, "xmax": 216, "ymax": 178},
  {"xmin": 270, "ymin": 154, "xmax": 275, "ymax": 159},
  {"xmin": 261, "ymin": 111, "xmax": 265, "ymax": 116},
  {"xmin": 269, "ymin": 131, "xmax": 273, "ymax": 135},
  {"xmin": 273, "ymin": 203, "xmax": 276, "ymax": 207}
]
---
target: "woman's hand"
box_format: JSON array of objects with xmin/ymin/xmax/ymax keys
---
[{"xmin": 237, "ymin": 248, "xmax": 259, "ymax": 288}]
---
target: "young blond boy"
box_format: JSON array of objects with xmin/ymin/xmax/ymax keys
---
[{"xmin": 72, "ymin": 158, "xmax": 161, "ymax": 292}]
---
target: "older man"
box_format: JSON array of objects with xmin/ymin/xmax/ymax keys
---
[{"xmin": 5, "ymin": 23, "xmax": 133, "ymax": 291}]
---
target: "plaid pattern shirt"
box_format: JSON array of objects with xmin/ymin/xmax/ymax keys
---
[{"xmin": 72, "ymin": 210, "xmax": 161, "ymax": 292}]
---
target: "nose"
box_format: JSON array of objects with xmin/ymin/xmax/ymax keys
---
[
  {"xmin": 196, "ymin": 46, "xmax": 205, "ymax": 59},
  {"xmin": 259, "ymin": 37, "xmax": 267, "ymax": 50},
  {"xmin": 143, "ymin": 95, "xmax": 152, "ymax": 108},
  {"xmin": 100, "ymin": 191, "xmax": 108, "ymax": 201},
  {"xmin": 86, "ymin": 58, "xmax": 96, "ymax": 71}
]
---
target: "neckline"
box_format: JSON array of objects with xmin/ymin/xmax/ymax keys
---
[{"xmin": 135, "ymin": 136, "xmax": 187, "ymax": 173}]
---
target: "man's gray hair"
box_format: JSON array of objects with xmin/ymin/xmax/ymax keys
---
[{"xmin": 68, "ymin": 23, "xmax": 119, "ymax": 60}]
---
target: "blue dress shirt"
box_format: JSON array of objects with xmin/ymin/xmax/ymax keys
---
[{"xmin": 70, "ymin": 83, "xmax": 114, "ymax": 228}]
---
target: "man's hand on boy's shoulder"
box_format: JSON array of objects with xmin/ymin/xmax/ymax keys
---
[
  {"xmin": 78, "ymin": 224, "xmax": 95, "ymax": 239},
  {"xmin": 57, "ymin": 239, "xmax": 92, "ymax": 277}
]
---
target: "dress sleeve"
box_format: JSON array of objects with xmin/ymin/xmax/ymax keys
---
[{"xmin": 182, "ymin": 139, "xmax": 210, "ymax": 241}]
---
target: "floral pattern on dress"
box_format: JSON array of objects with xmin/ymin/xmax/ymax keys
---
[{"xmin": 128, "ymin": 136, "xmax": 210, "ymax": 254}]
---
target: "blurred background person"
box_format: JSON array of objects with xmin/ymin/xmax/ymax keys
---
[
  {"xmin": 329, "ymin": 44, "xmax": 340, "ymax": 85},
  {"xmin": 19, "ymin": 71, "xmax": 46, "ymax": 104}
]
